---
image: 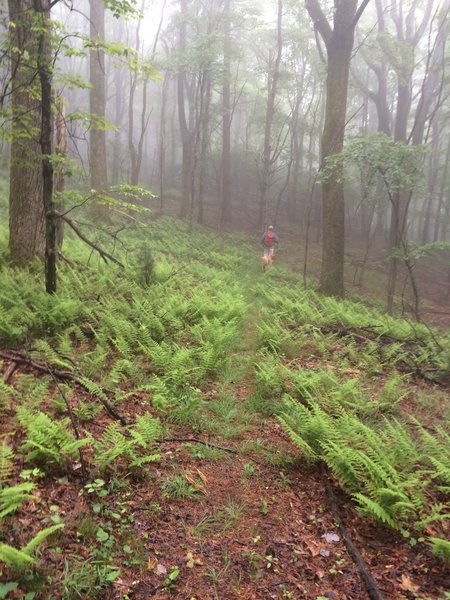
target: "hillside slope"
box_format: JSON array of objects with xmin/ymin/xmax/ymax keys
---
[{"xmin": 0, "ymin": 216, "xmax": 449, "ymax": 599}]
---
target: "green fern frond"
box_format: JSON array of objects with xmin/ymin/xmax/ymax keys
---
[
  {"xmin": 0, "ymin": 524, "xmax": 64, "ymax": 572},
  {"xmin": 78, "ymin": 377, "xmax": 109, "ymax": 401},
  {"xmin": 428, "ymin": 537, "xmax": 450, "ymax": 561},
  {"xmin": 321, "ymin": 441, "xmax": 361, "ymax": 491},
  {"xmin": 131, "ymin": 412, "xmax": 162, "ymax": 448},
  {"xmin": 277, "ymin": 417, "xmax": 318, "ymax": 462},
  {"xmin": 0, "ymin": 483, "xmax": 36, "ymax": 518},
  {"xmin": 129, "ymin": 453, "xmax": 160, "ymax": 468},
  {"xmin": 17, "ymin": 409, "xmax": 88, "ymax": 470},
  {"xmin": 0, "ymin": 444, "xmax": 14, "ymax": 486},
  {"xmin": 32, "ymin": 339, "xmax": 74, "ymax": 371},
  {"xmin": 352, "ymin": 493, "xmax": 398, "ymax": 528},
  {"xmin": 94, "ymin": 423, "xmax": 130, "ymax": 472},
  {"xmin": 0, "ymin": 543, "xmax": 36, "ymax": 570},
  {"xmin": 22, "ymin": 524, "xmax": 64, "ymax": 554},
  {"xmin": 0, "ymin": 380, "xmax": 13, "ymax": 413},
  {"xmin": 429, "ymin": 458, "xmax": 450, "ymax": 485}
]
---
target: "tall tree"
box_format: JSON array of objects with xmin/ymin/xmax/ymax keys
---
[
  {"xmin": 177, "ymin": 0, "xmax": 195, "ymax": 218},
  {"xmin": 220, "ymin": 0, "xmax": 232, "ymax": 224},
  {"xmin": 305, "ymin": 0, "xmax": 370, "ymax": 297},
  {"xmin": 259, "ymin": 0, "xmax": 283, "ymax": 228},
  {"xmin": 7, "ymin": 0, "xmax": 45, "ymax": 264},
  {"xmin": 33, "ymin": 0, "xmax": 57, "ymax": 292},
  {"xmin": 89, "ymin": 0, "xmax": 108, "ymax": 191}
]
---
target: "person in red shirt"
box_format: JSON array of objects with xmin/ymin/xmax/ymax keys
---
[{"xmin": 261, "ymin": 225, "xmax": 279, "ymax": 259}]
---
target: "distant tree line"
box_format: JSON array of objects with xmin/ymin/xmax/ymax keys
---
[{"xmin": 1, "ymin": 0, "xmax": 449, "ymax": 305}]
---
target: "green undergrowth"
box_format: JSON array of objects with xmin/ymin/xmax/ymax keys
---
[
  {"xmin": 0, "ymin": 210, "xmax": 449, "ymax": 597},
  {"xmin": 252, "ymin": 274, "xmax": 449, "ymax": 558}
]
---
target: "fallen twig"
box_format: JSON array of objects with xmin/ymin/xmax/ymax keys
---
[
  {"xmin": 158, "ymin": 437, "xmax": 237, "ymax": 454},
  {"xmin": 3, "ymin": 361, "xmax": 17, "ymax": 383},
  {"xmin": 321, "ymin": 464, "xmax": 385, "ymax": 600},
  {"xmin": 0, "ymin": 349, "xmax": 128, "ymax": 425}
]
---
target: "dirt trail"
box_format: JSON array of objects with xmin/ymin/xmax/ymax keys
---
[
  {"xmin": 117, "ymin": 266, "xmax": 447, "ymax": 600},
  {"xmin": 1, "ymin": 262, "xmax": 447, "ymax": 600}
]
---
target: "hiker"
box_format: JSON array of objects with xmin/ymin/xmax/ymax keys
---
[{"xmin": 261, "ymin": 225, "xmax": 279, "ymax": 259}]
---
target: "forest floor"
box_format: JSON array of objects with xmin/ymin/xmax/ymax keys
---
[{"xmin": 1, "ymin": 243, "xmax": 449, "ymax": 600}]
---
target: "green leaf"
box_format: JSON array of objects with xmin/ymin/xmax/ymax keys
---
[
  {"xmin": 0, "ymin": 582, "xmax": 19, "ymax": 599},
  {"xmin": 96, "ymin": 527, "xmax": 109, "ymax": 542}
]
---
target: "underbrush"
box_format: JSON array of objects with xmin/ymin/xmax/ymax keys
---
[
  {"xmin": 252, "ymin": 275, "xmax": 449, "ymax": 559},
  {"xmin": 0, "ymin": 212, "xmax": 448, "ymax": 598},
  {"xmin": 0, "ymin": 216, "xmax": 253, "ymax": 597}
]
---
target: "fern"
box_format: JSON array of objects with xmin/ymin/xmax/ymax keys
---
[
  {"xmin": 78, "ymin": 377, "xmax": 109, "ymax": 402},
  {"xmin": 0, "ymin": 380, "xmax": 13, "ymax": 413},
  {"xmin": 0, "ymin": 544, "xmax": 36, "ymax": 571},
  {"xmin": 131, "ymin": 412, "xmax": 162, "ymax": 448},
  {"xmin": 94, "ymin": 423, "xmax": 131, "ymax": 473},
  {"xmin": 0, "ymin": 483, "xmax": 36, "ymax": 518},
  {"xmin": 32, "ymin": 339, "xmax": 74, "ymax": 371},
  {"xmin": 352, "ymin": 493, "xmax": 397, "ymax": 528},
  {"xmin": 0, "ymin": 524, "xmax": 64, "ymax": 572},
  {"xmin": 0, "ymin": 445, "xmax": 14, "ymax": 486},
  {"xmin": 428, "ymin": 537, "xmax": 450, "ymax": 561},
  {"xmin": 93, "ymin": 420, "xmax": 161, "ymax": 473},
  {"xmin": 17, "ymin": 409, "xmax": 88, "ymax": 471}
]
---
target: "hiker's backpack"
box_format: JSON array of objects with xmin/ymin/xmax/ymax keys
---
[{"xmin": 263, "ymin": 231, "xmax": 275, "ymax": 247}]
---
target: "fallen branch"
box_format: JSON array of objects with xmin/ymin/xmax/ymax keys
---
[
  {"xmin": 56, "ymin": 211, "xmax": 125, "ymax": 268},
  {"xmin": 3, "ymin": 361, "xmax": 17, "ymax": 383},
  {"xmin": 0, "ymin": 349, "xmax": 127, "ymax": 425},
  {"xmin": 311, "ymin": 324, "xmax": 448, "ymax": 385},
  {"xmin": 321, "ymin": 464, "xmax": 385, "ymax": 600},
  {"xmin": 158, "ymin": 437, "xmax": 237, "ymax": 454}
]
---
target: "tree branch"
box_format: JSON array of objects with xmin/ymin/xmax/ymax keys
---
[
  {"xmin": 56, "ymin": 212, "xmax": 125, "ymax": 267},
  {"xmin": 353, "ymin": 0, "xmax": 372, "ymax": 28},
  {"xmin": 305, "ymin": 0, "xmax": 332, "ymax": 45},
  {"xmin": 0, "ymin": 349, "xmax": 128, "ymax": 425}
]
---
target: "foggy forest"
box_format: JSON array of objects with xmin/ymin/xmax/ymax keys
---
[{"xmin": 0, "ymin": 0, "xmax": 449, "ymax": 599}]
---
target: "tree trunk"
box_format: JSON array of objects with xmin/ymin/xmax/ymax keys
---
[
  {"xmin": 198, "ymin": 73, "xmax": 212, "ymax": 225},
  {"xmin": 177, "ymin": 0, "xmax": 195, "ymax": 219},
  {"xmin": 8, "ymin": 0, "xmax": 45, "ymax": 264},
  {"xmin": 259, "ymin": 0, "xmax": 283, "ymax": 228},
  {"xmin": 89, "ymin": 0, "xmax": 108, "ymax": 192},
  {"xmin": 34, "ymin": 0, "xmax": 56, "ymax": 293},
  {"xmin": 221, "ymin": 0, "xmax": 232, "ymax": 224},
  {"xmin": 158, "ymin": 73, "xmax": 170, "ymax": 212},
  {"xmin": 54, "ymin": 96, "xmax": 67, "ymax": 250},
  {"xmin": 305, "ymin": 0, "xmax": 370, "ymax": 297}
]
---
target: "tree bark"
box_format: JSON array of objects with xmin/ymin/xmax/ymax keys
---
[
  {"xmin": 305, "ymin": 0, "xmax": 370, "ymax": 297},
  {"xmin": 221, "ymin": 0, "xmax": 232, "ymax": 224},
  {"xmin": 89, "ymin": 0, "xmax": 108, "ymax": 192},
  {"xmin": 177, "ymin": 0, "xmax": 195, "ymax": 219},
  {"xmin": 259, "ymin": 0, "xmax": 283, "ymax": 229},
  {"xmin": 34, "ymin": 0, "xmax": 56, "ymax": 293},
  {"xmin": 8, "ymin": 0, "xmax": 45, "ymax": 264}
]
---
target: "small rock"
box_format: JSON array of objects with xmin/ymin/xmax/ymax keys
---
[
  {"xmin": 155, "ymin": 563, "xmax": 167, "ymax": 576},
  {"xmin": 321, "ymin": 532, "xmax": 340, "ymax": 543},
  {"xmin": 319, "ymin": 548, "xmax": 330, "ymax": 557}
]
